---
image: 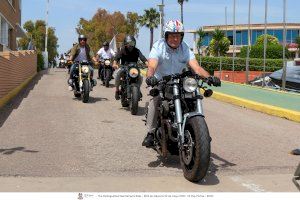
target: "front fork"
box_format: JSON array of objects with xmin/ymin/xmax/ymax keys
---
[{"xmin": 174, "ymin": 84, "xmax": 204, "ymax": 145}]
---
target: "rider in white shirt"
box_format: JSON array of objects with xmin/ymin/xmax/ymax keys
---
[{"xmin": 96, "ymin": 41, "xmax": 116, "ymax": 79}]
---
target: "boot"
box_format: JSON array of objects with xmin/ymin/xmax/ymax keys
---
[{"xmin": 142, "ymin": 132, "xmax": 154, "ymax": 148}]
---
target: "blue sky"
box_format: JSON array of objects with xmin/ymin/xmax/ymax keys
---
[{"xmin": 22, "ymin": 0, "xmax": 300, "ymax": 56}]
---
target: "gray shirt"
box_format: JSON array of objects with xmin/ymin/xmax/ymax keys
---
[{"xmin": 74, "ymin": 47, "xmax": 87, "ymax": 62}]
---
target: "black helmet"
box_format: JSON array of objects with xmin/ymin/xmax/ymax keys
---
[
  {"xmin": 124, "ymin": 35, "xmax": 136, "ymax": 47},
  {"xmin": 103, "ymin": 41, "xmax": 109, "ymax": 47},
  {"xmin": 78, "ymin": 34, "xmax": 87, "ymax": 42}
]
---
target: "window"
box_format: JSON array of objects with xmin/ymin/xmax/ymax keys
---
[
  {"xmin": 236, "ymin": 31, "xmax": 241, "ymax": 45},
  {"xmin": 0, "ymin": 17, "xmax": 9, "ymax": 46},
  {"xmin": 241, "ymin": 31, "xmax": 249, "ymax": 45},
  {"xmin": 274, "ymin": 29, "xmax": 283, "ymax": 43}
]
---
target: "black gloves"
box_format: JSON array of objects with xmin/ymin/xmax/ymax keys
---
[
  {"xmin": 146, "ymin": 76, "xmax": 158, "ymax": 87},
  {"xmin": 207, "ymin": 76, "xmax": 221, "ymax": 87}
]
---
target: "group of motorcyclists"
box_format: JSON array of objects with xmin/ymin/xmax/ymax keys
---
[{"xmin": 62, "ymin": 20, "xmax": 221, "ymax": 182}]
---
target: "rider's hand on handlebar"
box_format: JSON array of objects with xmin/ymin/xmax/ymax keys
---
[
  {"xmin": 146, "ymin": 76, "xmax": 158, "ymax": 87},
  {"xmin": 207, "ymin": 76, "xmax": 221, "ymax": 87},
  {"xmin": 67, "ymin": 60, "xmax": 73, "ymax": 65}
]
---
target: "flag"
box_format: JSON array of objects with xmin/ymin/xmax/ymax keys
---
[{"xmin": 109, "ymin": 35, "xmax": 117, "ymax": 53}]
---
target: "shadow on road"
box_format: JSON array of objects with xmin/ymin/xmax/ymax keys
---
[
  {"xmin": 0, "ymin": 70, "xmax": 48, "ymax": 128},
  {"xmin": 147, "ymin": 152, "xmax": 236, "ymax": 186},
  {"xmin": 89, "ymin": 97, "xmax": 108, "ymax": 103},
  {"xmin": 148, "ymin": 155, "xmax": 181, "ymax": 170},
  {"xmin": 197, "ymin": 153, "xmax": 237, "ymax": 186},
  {"xmin": 0, "ymin": 147, "xmax": 39, "ymax": 155}
]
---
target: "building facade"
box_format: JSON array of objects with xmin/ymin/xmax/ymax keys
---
[
  {"xmin": 187, "ymin": 23, "xmax": 300, "ymax": 57},
  {"xmin": 0, "ymin": 0, "xmax": 25, "ymax": 51}
]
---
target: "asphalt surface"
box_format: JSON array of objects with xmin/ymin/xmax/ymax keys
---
[{"xmin": 0, "ymin": 68, "xmax": 299, "ymax": 192}]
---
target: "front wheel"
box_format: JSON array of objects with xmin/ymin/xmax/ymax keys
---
[
  {"xmin": 105, "ymin": 69, "xmax": 111, "ymax": 88},
  {"xmin": 130, "ymin": 85, "xmax": 139, "ymax": 115},
  {"xmin": 179, "ymin": 116, "xmax": 211, "ymax": 182},
  {"xmin": 82, "ymin": 79, "xmax": 90, "ymax": 103}
]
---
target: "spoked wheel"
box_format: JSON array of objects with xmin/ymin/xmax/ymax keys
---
[
  {"xmin": 105, "ymin": 69, "xmax": 111, "ymax": 88},
  {"xmin": 82, "ymin": 79, "xmax": 90, "ymax": 103},
  {"xmin": 179, "ymin": 116, "xmax": 211, "ymax": 182},
  {"xmin": 130, "ymin": 86, "xmax": 139, "ymax": 115}
]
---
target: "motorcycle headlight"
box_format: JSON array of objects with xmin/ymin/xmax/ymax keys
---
[
  {"xmin": 129, "ymin": 67, "xmax": 139, "ymax": 78},
  {"xmin": 104, "ymin": 60, "xmax": 111, "ymax": 66},
  {"xmin": 81, "ymin": 66, "xmax": 89, "ymax": 74},
  {"xmin": 183, "ymin": 78, "xmax": 198, "ymax": 93}
]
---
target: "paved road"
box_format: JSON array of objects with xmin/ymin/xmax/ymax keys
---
[{"xmin": 0, "ymin": 68, "xmax": 299, "ymax": 192}]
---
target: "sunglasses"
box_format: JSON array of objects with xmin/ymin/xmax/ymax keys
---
[{"xmin": 79, "ymin": 38, "xmax": 87, "ymax": 42}]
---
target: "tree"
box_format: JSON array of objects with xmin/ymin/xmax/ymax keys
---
[
  {"xmin": 76, "ymin": 8, "xmax": 140, "ymax": 53},
  {"xmin": 196, "ymin": 28, "xmax": 206, "ymax": 65},
  {"xmin": 208, "ymin": 28, "xmax": 230, "ymax": 56},
  {"xmin": 139, "ymin": 8, "xmax": 160, "ymax": 50},
  {"xmin": 255, "ymin": 34, "xmax": 280, "ymax": 46},
  {"xmin": 18, "ymin": 20, "xmax": 59, "ymax": 66},
  {"xmin": 178, "ymin": 0, "xmax": 188, "ymax": 23}
]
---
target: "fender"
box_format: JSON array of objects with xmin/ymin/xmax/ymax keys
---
[{"xmin": 180, "ymin": 112, "xmax": 205, "ymax": 144}]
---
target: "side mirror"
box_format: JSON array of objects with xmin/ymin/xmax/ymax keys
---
[{"xmin": 204, "ymin": 89, "xmax": 213, "ymax": 97}]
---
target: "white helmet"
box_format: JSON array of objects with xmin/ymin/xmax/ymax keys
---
[{"xmin": 164, "ymin": 20, "xmax": 185, "ymax": 40}]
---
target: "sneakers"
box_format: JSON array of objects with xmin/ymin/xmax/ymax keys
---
[
  {"xmin": 68, "ymin": 86, "xmax": 73, "ymax": 91},
  {"xmin": 115, "ymin": 90, "xmax": 120, "ymax": 100},
  {"xmin": 142, "ymin": 132, "xmax": 154, "ymax": 148}
]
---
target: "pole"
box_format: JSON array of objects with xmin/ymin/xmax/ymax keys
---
[
  {"xmin": 158, "ymin": 0, "xmax": 165, "ymax": 39},
  {"xmin": 44, "ymin": 0, "xmax": 49, "ymax": 69},
  {"xmin": 232, "ymin": 0, "xmax": 236, "ymax": 82},
  {"xmin": 282, "ymin": 0, "xmax": 287, "ymax": 90},
  {"xmin": 262, "ymin": 0, "xmax": 268, "ymax": 87},
  {"xmin": 225, "ymin": 6, "xmax": 228, "ymax": 37},
  {"xmin": 246, "ymin": 0, "xmax": 252, "ymax": 83}
]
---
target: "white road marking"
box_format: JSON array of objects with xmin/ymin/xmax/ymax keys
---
[{"xmin": 231, "ymin": 176, "xmax": 267, "ymax": 192}]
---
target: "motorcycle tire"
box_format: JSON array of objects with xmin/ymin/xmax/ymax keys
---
[
  {"xmin": 74, "ymin": 91, "xmax": 81, "ymax": 98},
  {"xmin": 179, "ymin": 116, "xmax": 211, "ymax": 182},
  {"xmin": 105, "ymin": 69, "xmax": 111, "ymax": 88},
  {"xmin": 82, "ymin": 79, "xmax": 90, "ymax": 103},
  {"xmin": 130, "ymin": 86, "xmax": 139, "ymax": 115}
]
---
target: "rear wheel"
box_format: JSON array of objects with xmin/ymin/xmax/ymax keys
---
[
  {"xmin": 130, "ymin": 86, "xmax": 139, "ymax": 115},
  {"xmin": 82, "ymin": 79, "xmax": 90, "ymax": 103},
  {"xmin": 179, "ymin": 116, "xmax": 211, "ymax": 182}
]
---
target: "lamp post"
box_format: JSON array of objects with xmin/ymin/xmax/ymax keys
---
[
  {"xmin": 44, "ymin": 0, "xmax": 49, "ymax": 69},
  {"xmin": 282, "ymin": 0, "xmax": 287, "ymax": 90},
  {"xmin": 158, "ymin": 0, "xmax": 165, "ymax": 39}
]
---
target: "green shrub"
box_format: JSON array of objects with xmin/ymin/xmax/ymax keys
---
[
  {"xmin": 240, "ymin": 45, "xmax": 290, "ymax": 59},
  {"xmin": 196, "ymin": 55, "xmax": 283, "ymax": 75},
  {"xmin": 37, "ymin": 51, "xmax": 44, "ymax": 71}
]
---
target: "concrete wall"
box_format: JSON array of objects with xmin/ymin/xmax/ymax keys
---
[{"xmin": 0, "ymin": 50, "xmax": 36, "ymax": 99}]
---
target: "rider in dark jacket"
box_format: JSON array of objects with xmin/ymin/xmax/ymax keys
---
[{"xmin": 112, "ymin": 35, "xmax": 148, "ymax": 100}]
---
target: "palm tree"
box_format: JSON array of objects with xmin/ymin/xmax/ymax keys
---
[
  {"xmin": 139, "ymin": 8, "xmax": 160, "ymax": 50},
  {"xmin": 196, "ymin": 28, "xmax": 206, "ymax": 65},
  {"xmin": 209, "ymin": 28, "xmax": 230, "ymax": 56},
  {"xmin": 178, "ymin": 0, "xmax": 188, "ymax": 23}
]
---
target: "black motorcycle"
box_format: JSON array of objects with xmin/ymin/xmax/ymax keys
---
[
  {"xmin": 99, "ymin": 59, "xmax": 113, "ymax": 88},
  {"xmin": 119, "ymin": 63, "xmax": 142, "ymax": 115},
  {"xmin": 293, "ymin": 163, "xmax": 300, "ymax": 191},
  {"xmin": 71, "ymin": 60, "xmax": 96, "ymax": 103},
  {"xmin": 147, "ymin": 70, "xmax": 219, "ymax": 182}
]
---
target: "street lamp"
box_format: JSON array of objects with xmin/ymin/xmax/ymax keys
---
[
  {"xmin": 43, "ymin": 0, "xmax": 49, "ymax": 69},
  {"xmin": 157, "ymin": 0, "xmax": 165, "ymax": 39}
]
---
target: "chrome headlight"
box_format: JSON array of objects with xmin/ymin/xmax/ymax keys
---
[
  {"xmin": 81, "ymin": 66, "xmax": 90, "ymax": 74},
  {"xmin": 183, "ymin": 78, "xmax": 198, "ymax": 93},
  {"xmin": 129, "ymin": 67, "xmax": 139, "ymax": 78},
  {"xmin": 104, "ymin": 60, "xmax": 111, "ymax": 66}
]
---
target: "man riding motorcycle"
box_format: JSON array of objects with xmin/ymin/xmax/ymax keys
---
[
  {"xmin": 112, "ymin": 35, "xmax": 148, "ymax": 100},
  {"xmin": 96, "ymin": 41, "xmax": 116, "ymax": 79},
  {"xmin": 68, "ymin": 35, "xmax": 97, "ymax": 90},
  {"xmin": 142, "ymin": 20, "xmax": 221, "ymax": 147}
]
